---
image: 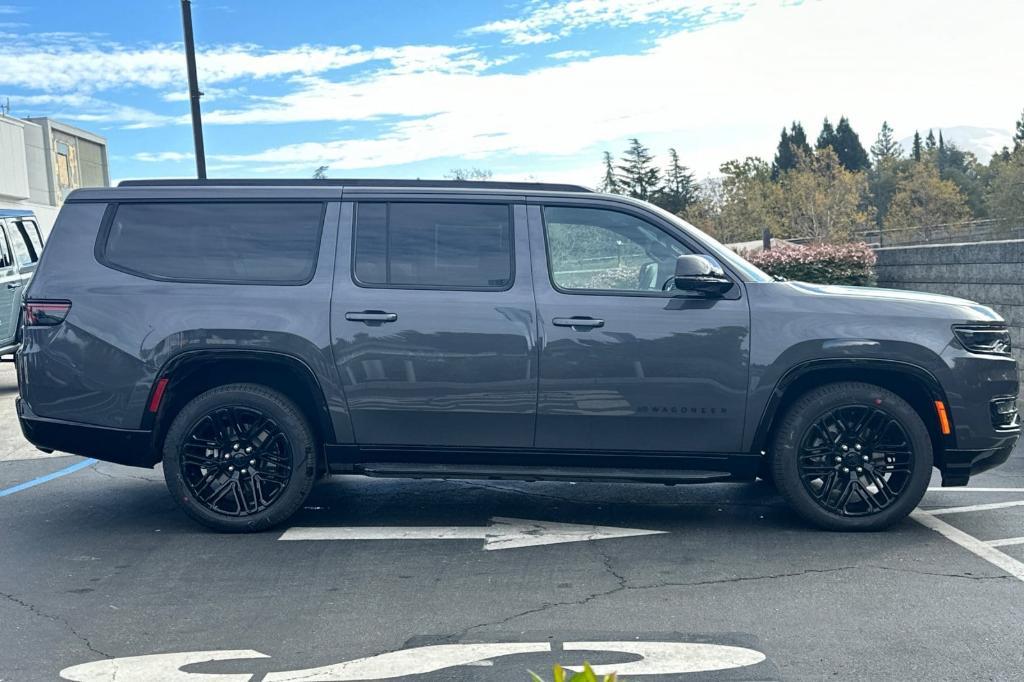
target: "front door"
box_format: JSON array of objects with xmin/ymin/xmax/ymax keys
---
[
  {"xmin": 528, "ymin": 202, "xmax": 750, "ymax": 455},
  {"xmin": 331, "ymin": 199, "xmax": 537, "ymax": 450},
  {"xmin": 0, "ymin": 221, "xmax": 21, "ymax": 346}
]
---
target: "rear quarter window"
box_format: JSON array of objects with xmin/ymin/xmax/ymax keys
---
[{"xmin": 100, "ymin": 202, "xmax": 324, "ymax": 284}]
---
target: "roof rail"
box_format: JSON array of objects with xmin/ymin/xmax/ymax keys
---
[{"xmin": 117, "ymin": 178, "xmax": 593, "ymax": 193}]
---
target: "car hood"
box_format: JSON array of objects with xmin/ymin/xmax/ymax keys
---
[{"xmin": 785, "ymin": 281, "xmax": 1004, "ymax": 322}]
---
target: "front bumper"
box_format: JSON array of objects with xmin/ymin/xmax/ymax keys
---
[
  {"xmin": 936, "ymin": 437, "xmax": 1019, "ymax": 486},
  {"xmin": 17, "ymin": 398, "xmax": 157, "ymax": 468}
]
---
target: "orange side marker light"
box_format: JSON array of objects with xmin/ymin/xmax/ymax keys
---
[{"xmin": 934, "ymin": 400, "xmax": 951, "ymax": 435}]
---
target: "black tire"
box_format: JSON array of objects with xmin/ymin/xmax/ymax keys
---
[
  {"xmin": 163, "ymin": 383, "xmax": 316, "ymax": 532},
  {"xmin": 772, "ymin": 381, "xmax": 932, "ymax": 531}
]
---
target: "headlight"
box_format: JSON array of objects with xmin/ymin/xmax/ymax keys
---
[{"xmin": 952, "ymin": 325, "xmax": 1012, "ymax": 356}]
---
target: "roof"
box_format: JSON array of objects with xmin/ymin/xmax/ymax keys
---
[
  {"xmin": 117, "ymin": 178, "xmax": 592, "ymax": 193},
  {"xmin": 0, "ymin": 208, "xmax": 35, "ymax": 219}
]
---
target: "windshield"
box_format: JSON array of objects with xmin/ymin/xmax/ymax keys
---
[{"xmin": 643, "ymin": 203, "xmax": 774, "ymax": 283}]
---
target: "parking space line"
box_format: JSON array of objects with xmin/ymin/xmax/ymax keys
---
[
  {"xmin": 911, "ymin": 511, "xmax": 1024, "ymax": 583},
  {"xmin": 0, "ymin": 458, "xmax": 97, "ymax": 498},
  {"xmin": 927, "ymin": 500, "xmax": 1024, "ymax": 515},
  {"xmin": 987, "ymin": 536, "xmax": 1024, "ymax": 548},
  {"xmin": 927, "ymin": 487, "xmax": 1024, "ymax": 493}
]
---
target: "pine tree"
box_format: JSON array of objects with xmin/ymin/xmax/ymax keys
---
[
  {"xmin": 312, "ymin": 165, "xmax": 328, "ymax": 179},
  {"xmin": 816, "ymin": 118, "xmax": 837, "ymax": 151},
  {"xmin": 912, "ymin": 131, "xmax": 923, "ymax": 161},
  {"xmin": 1014, "ymin": 109, "xmax": 1024, "ymax": 151},
  {"xmin": 833, "ymin": 117, "xmax": 870, "ymax": 172},
  {"xmin": 616, "ymin": 138, "xmax": 660, "ymax": 201},
  {"xmin": 656, "ymin": 148, "xmax": 697, "ymax": 214},
  {"xmin": 938, "ymin": 130, "xmax": 945, "ymax": 152},
  {"xmin": 925, "ymin": 129, "xmax": 937, "ymax": 151},
  {"xmin": 598, "ymin": 151, "xmax": 619, "ymax": 193},
  {"xmin": 772, "ymin": 122, "xmax": 811, "ymax": 180},
  {"xmin": 870, "ymin": 121, "xmax": 903, "ymax": 165}
]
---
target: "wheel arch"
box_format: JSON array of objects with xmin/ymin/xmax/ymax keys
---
[
  {"xmin": 751, "ymin": 359, "xmax": 955, "ymax": 460},
  {"xmin": 144, "ymin": 349, "xmax": 335, "ymax": 469}
]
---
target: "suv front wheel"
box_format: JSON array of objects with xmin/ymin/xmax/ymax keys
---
[
  {"xmin": 162, "ymin": 383, "xmax": 316, "ymax": 532},
  {"xmin": 772, "ymin": 381, "xmax": 933, "ymax": 531}
]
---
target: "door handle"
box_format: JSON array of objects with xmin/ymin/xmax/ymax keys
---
[
  {"xmin": 345, "ymin": 311, "xmax": 398, "ymax": 323},
  {"xmin": 552, "ymin": 316, "xmax": 604, "ymax": 329},
  {"xmin": 6, "ymin": 282, "xmax": 21, "ymax": 290}
]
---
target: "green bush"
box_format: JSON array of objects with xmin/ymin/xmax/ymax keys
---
[
  {"xmin": 529, "ymin": 662, "xmax": 617, "ymax": 682},
  {"xmin": 744, "ymin": 241, "xmax": 877, "ymax": 286}
]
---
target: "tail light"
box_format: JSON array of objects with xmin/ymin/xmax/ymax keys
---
[{"xmin": 24, "ymin": 300, "xmax": 71, "ymax": 326}]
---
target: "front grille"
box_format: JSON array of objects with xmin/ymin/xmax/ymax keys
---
[{"xmin": 991, "ymin": 397, "xmax": 1020, "ymax": 430}]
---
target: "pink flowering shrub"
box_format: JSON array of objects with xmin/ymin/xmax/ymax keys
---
[{"xmin": 745, "ymin": 242, "xmax": 876, "ymax": 286}]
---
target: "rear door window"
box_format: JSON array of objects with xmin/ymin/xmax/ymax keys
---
[
  {"xmin": 102, "ymin": 202, "xmax": 324, "ymax": 284},
  {"xmin": 353, "ymin": 202, "xmax": 513, "ymax": 290},
  {"xmin": 0, "ymin": 224, "xmax": 13, "ymax": 270},
  {"xmin": 7, "ymin": 220, "xmax": 37, "ymax": 268},
  {"xmin": 16, "ymin": 220, "xmax": 43, "ymax": 262}
]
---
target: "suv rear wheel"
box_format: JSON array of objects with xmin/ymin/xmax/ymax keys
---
[
  {"xmin": 162, "ymin": 383, "xmax": 316, "ymax": 532},
  {"xmin": 772, "ymin": 381, "xmax": 932, "ymax": 531}
]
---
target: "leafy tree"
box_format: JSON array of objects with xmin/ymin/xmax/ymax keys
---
[
  {"xmin": 1014, "ymin": 109, "xmax": 1024, "ymax": 152},
  {"xmin": 655, "ymin": 148, "xmax": 697, "ymax": 214},
  {"xmin": 933, "ymin": 140, "xmax": 985, "ymax": 217},
  {"xmin": 598, "ymin": 151, "xmax": 620, "ymax": 193},
  {"xmin": 716, "ymin": 157, "xmax": 782, "ymax": 241},
  {"xmin": 833, "ymin": 117, "xmax": 870, "ymax": 172},
  {"xmin": 312, "ymin": 165, "xmax": 328, "ymax": 179},
  {"xmin": 775, "ymin": 147, "xmax": 872, "ymax": 242},
  {"xmin": 885, "ymin": 161, "xmax": 971, "ymax": 234},
  {"xmin": 445, "ymin": 167, "xmax": 492, "ymax": 181},
  {"xmin": 816, "ymin": 118, "xmax": 837, "ymax": 152},
  {"xmin": 772, "ymin": 122, "xmax": 811, "ymax": 180},
  {"xmin": 616, "ymin": 138, "xmax": 660, "ymax": 201},
  {"xmin": 870, "ymin": 121, "xmax": 903, "ymax": 164},
  {"xmin": 911, "ymin": 131, "xmax": 923, "ymax": 161},
  {"xmin": 984, "ymin": 148, "xmax": 1024, "ymax": 224}
]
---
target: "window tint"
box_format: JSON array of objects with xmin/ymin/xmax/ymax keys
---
[
  {"xmin": 354, "ymin": 203, "xmax": 512, "ymax": 289},
  {"xmin": 104, "ymin": 202, "xmax": 323, "ymax": 284},
  {"xmin": 7, "ymin": 220, "xmax": 37, "ymax": 267},
  {"xmin": 543, "ymin": 206, "xmax": 690, "ymax": 293},
  {"xmin": 0, "ymin": 225, "xmax": 13, "ymax": 269}
]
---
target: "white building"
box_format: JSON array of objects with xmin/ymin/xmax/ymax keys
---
[{"xmin": 0, "ymin": 115, "xmax": 110, "ymax": 235}]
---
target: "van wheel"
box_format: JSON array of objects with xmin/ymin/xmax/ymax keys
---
[
  {"xmin": 771, "ymin": 382, "xmax": 932, "ymax": 531},
  {"xmin": 162, "ymin": 383, "xmax": 316, "ymax": 532}
]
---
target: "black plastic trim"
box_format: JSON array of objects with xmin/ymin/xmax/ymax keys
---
[
  {"xmin": 937, "ymin": 441, "xmax": 1018, "ymax": 486},
  {"xmin": 18, "ymin": 401, "xmax": 155, "ymax": 468}
]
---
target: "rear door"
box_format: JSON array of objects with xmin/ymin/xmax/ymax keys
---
[
  {"xmin": 527, "ymin": 199, "xmax": 751, "ymax": 455},
  {"xmin": 0, "ymin": 221, "xmax": 20, "ymax": 346},
  {"xmin": 330, "ymin": 195, "xmax": 538, "ymax": 451}
]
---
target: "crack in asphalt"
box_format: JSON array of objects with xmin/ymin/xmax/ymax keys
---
[{"xmin": 0, "ymin": 589, "xmax": 112, "ymax": 660}]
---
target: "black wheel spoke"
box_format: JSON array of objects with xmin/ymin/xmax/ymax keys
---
[{"xmin": 179, "ymin": 404, "xmax": 293, "ymax": 517}]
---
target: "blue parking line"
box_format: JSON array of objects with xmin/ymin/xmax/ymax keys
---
[{"xmin": 0, "ymin": 458, "xmax": 97, "ymax": 498}]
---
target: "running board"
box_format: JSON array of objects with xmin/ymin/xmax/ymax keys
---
[{"xmin": 354, "ymin": 462, "xmax": 735, "ymax": 485}]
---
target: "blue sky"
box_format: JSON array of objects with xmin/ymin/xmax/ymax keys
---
[{"xmin": 1, "ymin": 0, "xmax": 1022, "ymax": 185}]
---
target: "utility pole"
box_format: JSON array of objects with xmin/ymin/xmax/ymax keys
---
[{"xmin": 181, "ymin": 0, "xmax": 207, "ymax": 179}]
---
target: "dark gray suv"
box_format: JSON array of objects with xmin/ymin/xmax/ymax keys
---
[{"xmin": 16, "ymin": 179, "xmax": 1020, "ymax": 532}]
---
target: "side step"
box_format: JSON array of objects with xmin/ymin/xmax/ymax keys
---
[{"xmin": 355, "ymin": 462, "xmax": 735, "ymax": 485}]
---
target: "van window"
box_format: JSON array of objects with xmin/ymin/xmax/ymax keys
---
[
  {"xmin": 0, "ymin": 225, "xmax": 13, "ymax": 269},
  {"xmin": 103, "ymin": 202, "xmax": 324, "ymax": 284},
  {"xmin": 15, "ymin": 220, "xmax": 43, "ymax": 263},
  {"xmin": 7, "ymin": 220, "xmax": 38, "ymax": 268},
  {"xmin": 354, "ymin": 202, "xmax": 512, "ymax": 290},
  {"xmin": 543, "ymin": 206, "xmax": 690, "ymax": 293}
]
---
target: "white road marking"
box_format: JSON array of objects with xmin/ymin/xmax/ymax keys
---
[
  {"xmin": 60, "ymin": 649, "xmax": 269, "ymax": 681},
  {"xmin": 927, "ymin": 487, "xmax": 1024, "ymax": 493},
  {"xmin": 911, "ymin": 511, "xmax": 1024, "ymax": 583},
  {"xmin": 987, "ymin": 536, "xmax": 1024, "ymax": 548},
  {"xmin": 59, "ymin": 641, "xmax": 768, "ymax": 681},
  {"xmin": 926, "ymin": 500, "xmax": 1024, "ymax": 515},
  {"xmin": 563, "ymin": 642, "xmax": 766, "ymax": 676},
  {"xmin": 278, "ymin": 517, "xmax": 666, "ymax": 550}
]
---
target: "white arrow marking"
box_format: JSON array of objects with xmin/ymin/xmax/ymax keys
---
[
  {"xmin": 563, "ymin": 642, "xmax": 767, "ymax": 676},
  {"xmin": 264, "ymin": 643, "xmax": 550, "ymax": 682},
  {"xmin": 60, "ymin": 650, "xmax": 269, "ymax": 682},
  {"xmin": 278, "ymin": 517, "xmax": 666, "ymax": 550}
]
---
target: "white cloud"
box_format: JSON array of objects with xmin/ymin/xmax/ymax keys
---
[
  {"xmin": 467, "ymin": 0, "xmax": 753, "ymax": 44},
  {"xmin": 133, "ymin": 151, "xmax": 194, "ymax": 163},
  {"xmin": 200, "ymin": 0, "xmax": 1024, "ymax": 177},
  {"xmin": 548, "ymin": 49, "xmax": 593, "ymax": 59},
  {"xmin": 7, "ymin": 93, "xmax": 178, "ymax": 128}
]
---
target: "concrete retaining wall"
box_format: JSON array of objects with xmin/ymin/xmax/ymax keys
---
[{"xmin": 874, "ymin": 239, "xmax": 1023, "ymax": 386}]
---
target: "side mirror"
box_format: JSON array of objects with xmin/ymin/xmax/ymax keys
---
[{"xmin": 673, "ymin": 255, "xmax": 733, "ymax": 296}]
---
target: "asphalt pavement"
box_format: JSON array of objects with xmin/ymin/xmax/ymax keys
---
[{"xmin": 2, "ymin": 362, "xmax": 1023, "ymax": 681}]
